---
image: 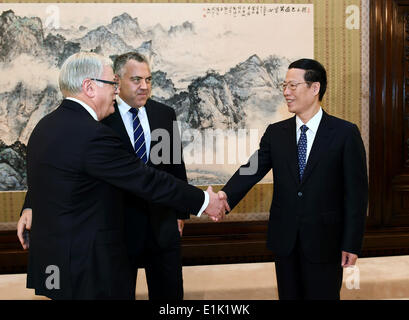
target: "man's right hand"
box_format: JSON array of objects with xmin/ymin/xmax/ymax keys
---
[
  {"xmin": 17, "ymin": 208, "xmax": 32, "ymax": 250},
  {"xmin": 203, "ymin": 186, "xmax": 230, "ymax": 222},
  {"xmin": 218, "ymin": 190, "xmax": 228, "ymax": 202}
]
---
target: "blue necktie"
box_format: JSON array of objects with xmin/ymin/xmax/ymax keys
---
[
  {"xmin": 297, "ymin": 125, "xmax": 308, "ymax": 181},
  {"xmin": 129, "ymin": 108, "xmax": 148, "ymax": 164}
]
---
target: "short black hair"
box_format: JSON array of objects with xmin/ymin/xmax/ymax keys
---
[
  {"xmin": 113, "ymin": 52, "xmax": 149, "ymax": 77},
  {"xmin": 288, "ymin": 58, "xmax": 327, "ymax": 101}
]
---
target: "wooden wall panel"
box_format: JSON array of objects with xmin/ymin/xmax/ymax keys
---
[{"xmin": 370, "ymin": 0, "xmax": 409, "ymax": 230}]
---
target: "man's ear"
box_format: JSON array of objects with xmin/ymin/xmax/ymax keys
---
[
  {"xmin": 82, "ymin": 79, "xmax": 96, "ymax": 98},
  {"xmin": 311, "ymin": 82, "xmax": 320, "ymax": 98},
  {"xmin": 114, "ymin": 75, "xmax": 121, "ymax": 91}
]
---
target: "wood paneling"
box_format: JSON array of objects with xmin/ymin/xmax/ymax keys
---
[{"xmin": 370, "ymin": 0, "xmax": 409, "ymax": 230}]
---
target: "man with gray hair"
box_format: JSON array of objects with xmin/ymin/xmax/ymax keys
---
[{"xmin": 17, "ymin": 52, "xmax": 228, "ymax": 300}]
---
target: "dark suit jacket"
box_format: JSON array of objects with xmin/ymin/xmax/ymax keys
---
[
  {"xmin": 222, "ymin": 111, "xmax": 368, "ymax": 263},
  {"xmin": 101, "ymin": 99, "xmax": 188, "ymax": 255},
  {"xmin": 24, "ymin": 99, "xmax": 204, "ymax": 299}
]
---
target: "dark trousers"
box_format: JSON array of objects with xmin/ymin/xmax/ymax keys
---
[
  {"xmin": 274, "ymin": 234, "xmax": 343, "ymax": 300},
  {"xmin": 128, "ymin": 229, "xmax": 184, "ymax": 300}
]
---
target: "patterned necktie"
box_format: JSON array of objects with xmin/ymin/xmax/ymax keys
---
[
  {"xmin": 297, "ymin": 124, "xmax": 309, "ymax": 181},
  {"xmin": 129, "ymin": 108, "xmax": 148, "ymax": 164}
]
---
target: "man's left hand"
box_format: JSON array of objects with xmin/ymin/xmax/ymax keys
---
[
  {"xmin": 177, "ymin": 219, "xmax": 184, "ymax": 237},
  {"xmin": 341, "ymin": 251, "xmax": 358, "ymax": 268},
  {"xmin": 17, "ymin": 208, "xmax": 32, "ymax": 250}
]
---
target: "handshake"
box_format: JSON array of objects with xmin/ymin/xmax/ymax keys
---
[{"xmin": 203, "ymin": 186, "xmax": 230, "ymax": 222}]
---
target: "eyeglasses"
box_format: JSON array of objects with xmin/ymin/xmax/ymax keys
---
[
  {"xmin": 130, "ymin": 76, "xmax": 152, "ymax": 86},
  {"xmin": 90, "ymin": 78, "xmax": 119, "ymax": 90},
  {"xmin": 280, "ymin": 81, "xmax": 310, "ymax": 91}
]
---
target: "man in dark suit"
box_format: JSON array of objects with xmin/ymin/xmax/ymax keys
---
[
  {"xmin": 16, "ymin": 52, "xmax": 226, "ymax": 300},
  {"xmin": 101, "ymin": 52, "xmax": 188, "ymax": 300},
  {"xmin": 219, "ymin": 58, "xmax": 368, "ymax": 300}
]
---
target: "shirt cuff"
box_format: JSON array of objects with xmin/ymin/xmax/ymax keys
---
[{"xmin": 197, "ymin": 190, "xmax": 209, "ymax": 217}]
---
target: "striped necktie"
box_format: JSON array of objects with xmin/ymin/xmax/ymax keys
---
[
  {"xmin": 129, "ymin": 108, "xmax": 148, "ymax": 164},
  {"xmin": 297, "ymin": 124, "xmax": 308, "ymax": 181}
]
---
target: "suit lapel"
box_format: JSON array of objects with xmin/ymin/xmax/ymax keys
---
[
  {"xmin": 145, "ymin": 99, "xmax": 159, "ymax": 133},
  {"xmin": 144, "ymin": 99, "xmax": 158, "ymax": 166},
  {"xmin": 300, "ymin": 111, "xmax": 334, "ymax": 185},
  {"xmin": 145, "ymin": 99, "xmax": 159, "ymax": 153},
  {"xmin": 282, "ymin": 116, "xmax": 299, "ymax": 186}
]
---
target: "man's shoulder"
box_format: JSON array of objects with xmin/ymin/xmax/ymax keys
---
[
  {"xmin": 325, "ymin": 112, "xmax": 357, "ymax": 130},
  {"xmin": 29, "ymin": 100, "xmax": 103, "ymax": 151},
  {"xmin": 146, "ymin": 98, "xmax": 175, "ymax": 114},
  {"xmin": 267, "ymin": 116, "xmax": 295, "ymax": 130},
  {"xmin": 37, "ymin": 99, "xmax": 95, "ymax": 128}
]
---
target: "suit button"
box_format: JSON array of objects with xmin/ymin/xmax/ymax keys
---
[{"xmin": 297, "ymin": 192, "xmax": 303, "ymax": 197}]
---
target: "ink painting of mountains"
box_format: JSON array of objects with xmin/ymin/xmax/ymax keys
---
[{"xmin": 0, "ymin": 3, "xmax": 313, "ymax": 189}]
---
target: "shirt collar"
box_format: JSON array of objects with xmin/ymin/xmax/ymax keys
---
[
  {"xmin": 296, "ymin": 107, "xmax": 323, "ymax": 134},
  {"xmin": 117, "ymin": 96, "xmax": 146, "ymax": 116},
  {"xmin": 66, "ymin": 97, "xmax": 99, "ymax": 121}
]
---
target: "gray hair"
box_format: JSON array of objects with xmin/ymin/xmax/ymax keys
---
[
  {"xmin": 59, "ymin": 52, "xmax": 113, "ymax": 96},
  {"xmin": 113, "ymin": 52, "xmax": 150, "ymax": 77}
]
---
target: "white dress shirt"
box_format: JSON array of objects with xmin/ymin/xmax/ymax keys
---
[
  {"xmin": 117, "ymin": 96, "xmax": 152, "ymax": 160},
  {"xmin": 296, "ymin": 107, "xmax": 323, "ymax": 162}
]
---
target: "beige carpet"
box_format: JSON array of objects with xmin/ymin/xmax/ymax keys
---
[{"xmin": 1, "ymin": 255, "xmax": 408, "ymax": 300}]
